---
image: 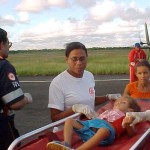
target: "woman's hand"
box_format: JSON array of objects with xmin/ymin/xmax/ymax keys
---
[
  {"xmin": 72, "ymin": 104, "xmax": 98, "ymax": 119},
  {"xmin": 123, "ymin": 111, "xmax": 150, "ymax": 126},
  {"xmin": 107, "ymin": 93, "xmax": 121, "ymax": 100}
]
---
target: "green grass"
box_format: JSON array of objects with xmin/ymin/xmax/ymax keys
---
[{"xmin": 8, "ymin": 48, "xmax": 131, "ymax": 76}]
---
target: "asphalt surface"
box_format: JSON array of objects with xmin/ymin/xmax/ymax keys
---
[{"xmin": 15, "ymin": 74, "xmax": 129, "ymax": 135}]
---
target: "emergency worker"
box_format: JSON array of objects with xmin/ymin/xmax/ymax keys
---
[
  {"xmin": 128, "ymin": 43, "xmax": 146, "ymax": 83},
  {"xmin": 0, "ymin": 28, "xmax": 33, "ymax": 150},
  {"xmin": 48, "ymin": 42, "xmax": 121, "ymax": 122}
]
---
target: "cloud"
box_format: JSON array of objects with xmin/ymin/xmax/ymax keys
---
[
  {"xmin": 74, "ymin": 0, "xmax": 97, "ymax": 8},
  {"xmin": 0, "ymin": 0, "xmax": 8, "ymax": 4},
  {"xmin": 0, "ymin": 15, "xmax": 16, "ymax": 26},
  {"xmin": 88, "ymin": 0, "xmax": 120, "ymax": 22},
  {"xmin": 16, "ymin": 0, "xmax": 70, "ymax": 13},
  {"xmin": 17, "ymin": 12, "xmax": 30, "ymax": 23},
  {"xmin": 8, "ymin": 0, "xmax": 150, "ymax": 50},
  {"xmin": 11, "ymin": 18, "xmax": 94, "ymax": 49}
]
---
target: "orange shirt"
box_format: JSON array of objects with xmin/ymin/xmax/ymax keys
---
[{"xmin": 125, "ymin": 81, "xmax": 150, "ymax": 98}]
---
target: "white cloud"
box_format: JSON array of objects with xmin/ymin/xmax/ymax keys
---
[
  {"xmin": 16, "ymin": 0, "xmax": 47, "ymax": 12},
  {"xmin": 16, "ymin": 0, "xmax": 69, "ymax": 13},
  {"xmin": 89, "ymin": 0, "xmax": 119, "ymax": 22},
  {"xmin": 74, "ymin": 0, "xmax": 97, "ymax": 8},
  {"xmin": 3, "ymin": 0, "xmax": 149, "ymax": 50},
  {"xmin": 0, "ymin": 15, "xmax": 15, "ymax": 26},
  {"xmin": 18, "ymin": 12, "xmax": 30, "ymax": 23},
  {"xmin": 47, "ymin": 0, "xmax": 69, "ymax": 8},
  {"xmin": 0, "ymin": 0, "xmax": 8, "ymax": 4},
  {"xmin": 19, "ymin": 18, "xmax": 86, "ymax": 41}
]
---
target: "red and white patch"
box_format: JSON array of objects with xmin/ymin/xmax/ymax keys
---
[
  {"xmin": 89, "ymin": 87, "xmax": 95, "ymax": 95},
  {"xmin": 8, "ymin": 73, "xmax": 15, "ymax": 81}
]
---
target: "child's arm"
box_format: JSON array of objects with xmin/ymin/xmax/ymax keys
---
[
  {"xmin": 122, "ymin": 116, "xmax": 136, "ymax": 137},
  {"xmin": 76, "ymin": 128, "xmax": 110, "ymax": 150}
]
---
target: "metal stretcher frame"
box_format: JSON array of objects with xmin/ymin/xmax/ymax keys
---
[
  {"xmin": 8, "ymin": 114, "xmax": 150, "ymax": 150},
  {"xmin": 8, "ymin": 100, "xmax": 150, "ymax": 150},
  {"xmin": 129, "ymin": 128, "xmax": 150, "ymax": 150}
]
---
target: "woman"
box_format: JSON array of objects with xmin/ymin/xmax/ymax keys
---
[
  {"xmin": 123, "ymin": 59, "xmax": 150, "ymax": 98},
  {"xmin": 48, "ymin": 42, "xmax": 120, "ymax": 122}
]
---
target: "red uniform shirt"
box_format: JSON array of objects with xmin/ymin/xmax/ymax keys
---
[{"xmin": 128, "ymin": 48, "xmax": 146, "ymax": 63}]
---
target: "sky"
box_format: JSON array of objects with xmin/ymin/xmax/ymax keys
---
[{"xmin": 0, "ymin": 0, "xmax": 150, "ymax": 50}]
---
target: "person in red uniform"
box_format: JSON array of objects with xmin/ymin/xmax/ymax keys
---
[{"xmin": 128, "ymin": 43, "xmax": 146, "ymax": 83}]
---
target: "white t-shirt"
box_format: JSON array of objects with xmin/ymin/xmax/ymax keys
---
[{"xmin": 48, "ymin": 70, "xmax": 95, "ymax": 111}]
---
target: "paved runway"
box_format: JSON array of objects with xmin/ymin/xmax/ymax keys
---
[{"xmin": 15, "ymin": 74, "xmax": 129, "ymax": 135}]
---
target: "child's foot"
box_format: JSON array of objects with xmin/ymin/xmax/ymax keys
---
[{"xmin": 47, "ymin": 141, "xmax": 71, "ymax": 150}]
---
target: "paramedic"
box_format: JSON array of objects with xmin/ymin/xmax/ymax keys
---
[
  {"xmin": 0, "ymin": 28, "xmax": 33, "ymax": 150},
  {"xmin": 128, "ymin": 43, "xmax": 146, "ymax": 83},
  {"xmin": 48, "ymin": 42, "xmax": 121, "ymax": 122}
]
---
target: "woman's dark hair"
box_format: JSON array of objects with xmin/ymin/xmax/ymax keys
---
[
  {"xmin": 135, "ymin": 59, "xmax": 150, "ymax": 71},
  {"xmin": 65, "ymin": 42, "xmax": 88, "ymax": 57},
  {"xmin": 0, "ymin": 28, "xmax": 7, "ymax": 43}
]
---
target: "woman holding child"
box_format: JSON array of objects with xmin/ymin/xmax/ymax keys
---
[{"xmin": 48, "ymin": 42, "xmax": 120, "ymax": 122}]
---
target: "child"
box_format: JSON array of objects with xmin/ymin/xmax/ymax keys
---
[{"xmin": 47, "ymin": 96, "xmax": 140, "ymax": 150}]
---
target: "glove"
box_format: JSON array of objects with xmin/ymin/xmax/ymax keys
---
[
  {"xmin": 107, "ymin": 93, "xmax": 121, "ymax": 100},
  {"xmin": 24, "ymin": 93, "xmax": 33, "ymax": 104},
  {"xmin": 123, "ymin": 111, "xmax": 150, "ymax": 127},
  {"xmin": 72, "ymin": 104, "xmax": 98, "ymax": 119}
]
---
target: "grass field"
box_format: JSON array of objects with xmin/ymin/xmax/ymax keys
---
[{"xmin": 8, "ymin": 48, "xmax": 131, "ymax": 76}]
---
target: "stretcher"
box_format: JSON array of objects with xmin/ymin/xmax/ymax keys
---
[{"xmin": 8, "ymin": 99, "xmax": 150, "ymax": 150}]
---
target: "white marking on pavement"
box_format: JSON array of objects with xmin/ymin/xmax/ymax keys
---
[{"xmin": 20, "ymin": 78, "xmax": 129, "ymax": 83}]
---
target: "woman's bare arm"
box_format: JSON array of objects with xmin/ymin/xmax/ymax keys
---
[
  {"xmin": 95, "ymin": 96, "xmax": 109, "ymax": 106},
  {"xmin": 50, "ymin": 108, "xmax": 75, "ymax": 122}
]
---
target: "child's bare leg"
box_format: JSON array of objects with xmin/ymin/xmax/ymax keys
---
[
  {"xmin": 76, "ymin": 128, "xmax": 110, "ymax": 150},
  {"xmin": 64, "ymin": 118, "xmax": 83, "ymax": 146}
]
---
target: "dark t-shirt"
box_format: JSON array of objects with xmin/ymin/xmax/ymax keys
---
[{"xmin": 0, "ymin": 59, "xmax": 24, "ymax": 110}]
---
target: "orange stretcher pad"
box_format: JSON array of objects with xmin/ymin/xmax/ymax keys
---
[{"xmin": 8, "ymin": 100, "xmax": 150, "ymax": 150}]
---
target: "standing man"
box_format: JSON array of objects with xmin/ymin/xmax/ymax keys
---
[
  {"xmin": 0, "ymin": 28, "xmax": 33, "ymax": 150},
  {"xmin": 128, "ymin": 43, "xmax": 146, "ymax": 83}
]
